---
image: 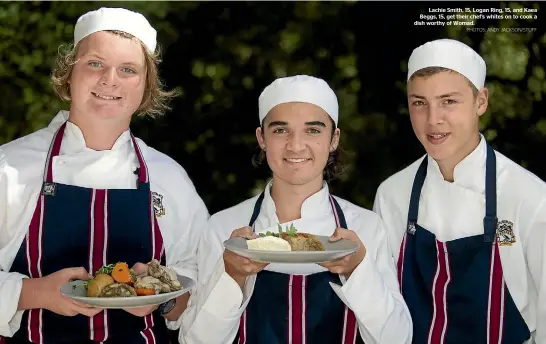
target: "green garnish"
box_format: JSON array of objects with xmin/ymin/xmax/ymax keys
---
[
  {"xmin": 287, "ymin": 223, "xmax": 297, "ymax": 236},
  {"xmin": 130, "ymin": 269, "xmax": 137, "ymax": 281},
  {"xmin": 258, "ymin": 223, "xmax": 297, "ymax": 238},
  {"xmin": 97, "ymin": 263, "xmax": 116, "ymax": 275}
]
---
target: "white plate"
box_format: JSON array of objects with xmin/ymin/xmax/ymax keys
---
[
  {"xmin": 223, "ymin": 235, "xmax": 359, "ymax": 264},
  {"xmin": 61, "ymin": 275, "xmax": 194, "ymax": 309}
]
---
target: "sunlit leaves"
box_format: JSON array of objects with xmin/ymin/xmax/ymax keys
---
[
  {"xmin": 481, "ymin": 32, "xmax": 530, "ymax": 81},
  {"xmin": 0, "ymin": 1, "xmax": 544, "ymax": 212},
  {"xmin": 279, "ymin": 26, "xmax": 302, "ymax": 55},
  {"xmin": 484, "ymin": 81, "xmax": 534, "ymax": 124}
]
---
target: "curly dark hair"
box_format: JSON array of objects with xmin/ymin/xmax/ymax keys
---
[{"xmin": 252, "ymin": 117, "xmax": 348, "ymax": 182}]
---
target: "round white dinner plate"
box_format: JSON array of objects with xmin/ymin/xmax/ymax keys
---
[
  {"xmin": 223, "ymin": 235, "xmax": 359, "ymax": 264},
  {"xmin": 61, "ymin": 275, "xmax": 194, "ymax": 309}
]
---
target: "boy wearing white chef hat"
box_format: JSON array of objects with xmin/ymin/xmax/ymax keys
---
[
  {"xmin": 374, "ymin": 38, "xmax": 545, "ymax": 343},
  {"xmin": 177, "ymin": 75, "xmax": 412, "ymax": 344},
  {"xmin": 0, "ymin": 7, "xmax": 208, "ymax": 344}
]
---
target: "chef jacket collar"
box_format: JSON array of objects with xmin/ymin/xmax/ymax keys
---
[
  {"xmin": 426, "ymin": 134, "xmax": 487, "ymax": 194},
  {"xmin": 262, "ymin": 179, "xmax": 333, "ymax": 223},
  {"xmin": 47, "ymin": 110, "xmax": 132, "ymax": 154}
]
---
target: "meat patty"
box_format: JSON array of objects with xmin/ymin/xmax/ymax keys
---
[
  {"xmin": 280, "ymin": 233, "xmax": 325, "ymax": 251},
  {"xmin": 99, "ymin": 283, "xmax": 137, "ymax": 297}
]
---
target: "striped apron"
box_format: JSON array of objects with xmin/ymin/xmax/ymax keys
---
[
  {"xmin": 4, "ymin": 122, "xmax": 169, "ymax": 344},
  {"xmin": 397, "ymin": 144, "xmax": 530, "ymax": 343},
  {"xmin": 234, "ymin": 192, "xmax": 364, "ymax": 344}
]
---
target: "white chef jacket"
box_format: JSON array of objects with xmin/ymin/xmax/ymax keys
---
[
  {"xmin": 373, "ymin": 135, "xmax": 546, "ymax": 344},
  {"xmin": 0, "ymin": 110, "xmax": 209, "ymax": 337},
  {"xmin": 179, "ymin": 181, "xmax": 413, "ymax": 344}
]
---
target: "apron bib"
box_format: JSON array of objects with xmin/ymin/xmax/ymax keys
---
[
  {"xmin": 4, "ymin": 123, "xmax": 169, "ymax": 344},
  {"xmin": 234, "ymin": 193, "xmax": 363, "ymax": 344},
  {"xmin": 398, "ymin": 144, "xmax": 530, "ymax": 344}
]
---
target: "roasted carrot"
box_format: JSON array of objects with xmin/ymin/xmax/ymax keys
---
[
  {"xmin": 111, "ymin": 262, "xmax": 133, "ymax": 283},
  {"xmin": 136, "ymin": 288, "xmax": 155, "ymax": 296}
]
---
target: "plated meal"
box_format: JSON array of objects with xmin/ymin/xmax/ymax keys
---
[
  {"xmin": 224, "ymin": 223, "xmax": 359, "ymax": 264},
  {"xmin": 247, "ymin": 224, "xmax": 325, "ymax": 252},
  {"xmin": 86, "ymin": 259, "xmax": 182, "ymax": 298},
  {"xmin": 61, "ymin": 260, "xmax": 194, "ymax": 308}
]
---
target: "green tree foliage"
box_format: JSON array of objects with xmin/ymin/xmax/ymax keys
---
[{"xmin": 1, "ymin": 1, "xmax": 544, "ymax": 213}]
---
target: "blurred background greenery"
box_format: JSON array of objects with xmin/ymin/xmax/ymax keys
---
[{"xmin": 1, "ymin": 1, "xmax": 544, "ymax": 214}]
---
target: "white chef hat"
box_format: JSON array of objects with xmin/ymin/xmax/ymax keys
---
[
  {"xmin": 407, "ymin": 38, "xmax": 486, "ymax": 89},
  {"xmin": 74, "ymin": 7, "xmax": 157, "ymax": 52},
  {"xmin": 258, "ymin": 75, "xmax": 339, "ymax": 126}
]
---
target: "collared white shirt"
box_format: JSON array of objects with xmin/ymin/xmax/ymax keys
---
[
  {"xmin": 179, "ymin": 181, "xmax": 413, "ymax": 344},
  {"xmin": 373, "ymin": 135, "xmax": 546, "ymax": 344},
  {"xmin": 0, "ymin": 110, "xmax": 209, "ymax": 336}
]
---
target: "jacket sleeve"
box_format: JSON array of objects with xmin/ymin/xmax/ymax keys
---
[
  {"xmin": 164, "ymin": 180, "xmax": 210, "ymax": 283},
  {"xmin": 178, "ymin": 218, "xmax": 257, "ymax": 344},
  {"xmin": 0, "ymin": 272, "xmax": 27, "ymax": 337},
  {"xmin": 0, "ymin": 156, "xmax": 28, "ymax": 337},
  {"xmin": 164, "ymin": 187, "xmax": 211, "ymax": 330},
  {"xmin": 524, "ymin": 199, "xmax": 546, "ymax": 343},
  {"xmin": 329, "ymin": 214, "xmax": 413, "ymax": 344}
]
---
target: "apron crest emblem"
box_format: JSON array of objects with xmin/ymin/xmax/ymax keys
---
[
  {"xmin": 42, "ymin": 182, "xmax": 57, "ymax": 196},
  {"xmin": 152, "ymin": 192, "xmax": 166, "ymax": 217},
  {"xmin": 496, "ymin": 220, "xmax": 515, "ymax": 246}
]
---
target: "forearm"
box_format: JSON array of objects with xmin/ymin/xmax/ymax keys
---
[{"xmin": 17, "ymin": 278, "xmax": 44, "ymax": 311}]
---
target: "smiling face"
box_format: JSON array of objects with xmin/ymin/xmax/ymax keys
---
[
  {"xmin": 68, "ymin": 31, "xmax": 146, "ymax": 123},
  {"xmin": 256, "ymin": 102, "xmax": 340, "ymax": 187},
  {"xmin": 407, "ymin": 70, "xmax": 488, "ymax": 172}
]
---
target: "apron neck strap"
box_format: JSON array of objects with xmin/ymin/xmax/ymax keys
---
[
  {"xmin": 248, "ymin": 191, "xmax": 348, "ymax": 230},
  {"xmin": 42, "ymin": 122, "xmax": 149, "ymax": 185},
  {"xmin": 407, "ymin": 156, "xmax": 428, "ymax": 226},
  {"xmin": 483, "ymin": 144, "xmax": 497, "ymax": 243},
  {"xmin": 43, "ymin": 122, "xmax": 67, "ymax": 183},
  {"xmin": 130, "ymin": 133, "xmax": 149, "ymax": 184},
  {"xmin": 406, "ymin": 144, "xmax": 498, "ymax": 243},
  {"xmin": 328, "ymin": 195, "xmax": 348, "ymax": 229},
  {"xmin": 249, "ymin": 192, "xmax": 266, "ymax": 228}
]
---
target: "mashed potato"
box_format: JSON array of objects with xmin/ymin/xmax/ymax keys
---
[{"xmin": 247, "ymin": 236, "xmax": 292, "ymax": 251}]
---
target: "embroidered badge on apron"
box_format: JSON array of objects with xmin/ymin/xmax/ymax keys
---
[
  {"xmin": 407, "ymin": 221, "xmax": 416, "ymax": 235},
  {"xmin": 152, "ymin": 191, "xmax": 166, "ymax": 217},
  {"xmin": 496, "ymin": 220, "xmax": 516, "ymax": 246},
  {"xmin": 42, "ymin": 182, "xmax": 57, "ymax": 196}
]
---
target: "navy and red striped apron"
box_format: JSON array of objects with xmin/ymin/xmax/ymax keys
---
[
  {"xmin": 4, "ymin": 122, "xmax": 170, "ymax": 344},
  {"xmin": 398, "ymin": 144, "xmax": 530, "ymax": 343},
  {"xmin": 234, "ymin": 192, "xmax": 363, "ymax": 344}
]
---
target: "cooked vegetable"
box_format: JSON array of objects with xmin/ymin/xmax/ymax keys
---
[
  {"xmin": 136, "ymin": 288, "xmax": 156, "ymax": 296},
  {"xmin": 111, "ymin": 262, "xmax": 134, "ymax": 284},
  {"xmin": 85, "ymin": 261, "xmax": 182, "ymax": 298},
  {"xmin": 87, "ymin": 273, "xmax": 115, "ymax": 297}
]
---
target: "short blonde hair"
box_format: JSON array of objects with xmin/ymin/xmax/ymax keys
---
[
  {"xmin": 51, "ymin": 30, "xmax": 177, "ymax": 118},
  {"xmin": 409, "ymin": 66, "xmax": 479, "ymax": 98}
]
